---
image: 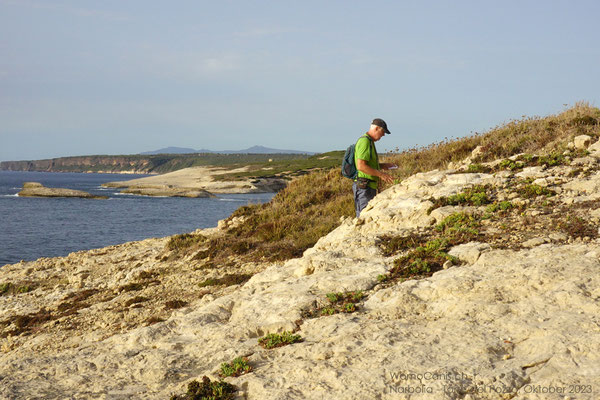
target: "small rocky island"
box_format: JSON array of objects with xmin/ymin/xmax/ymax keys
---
[{"xmin": 18, "ymin": 182, "xmax": 108, "ymax": 199}]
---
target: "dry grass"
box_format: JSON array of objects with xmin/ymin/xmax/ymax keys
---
[
  {"xmin": 168, "ymin": 168, "xmax": 354, "ymax": 264},
  {"xmin": 382, "ymin": 102, "xmax": 600, "ymax": 186}
]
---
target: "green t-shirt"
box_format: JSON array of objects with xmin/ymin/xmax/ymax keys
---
[{"xmin": 354, "ymin": 133, "xmax": 379, "ymax": 189}]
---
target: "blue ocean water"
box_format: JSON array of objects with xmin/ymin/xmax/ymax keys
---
[{"xmin": 0, "ymin": 171, "xmax": 274, "ymax": 266}]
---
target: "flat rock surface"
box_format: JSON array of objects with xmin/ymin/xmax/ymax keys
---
[
  {"xmin": 104, "ymin": 166, "xmax": 287, "ymax": 195},
  {"xmin": 18, "ymin": 182, "xmax": 108, "ymax": 199}
]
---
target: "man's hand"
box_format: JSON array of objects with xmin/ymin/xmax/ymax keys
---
[
  {"xmin": 381, "ymin": 163, "xmax": 398, "ymax": 170},
  {"xmin": 356, "ymin": 159, "xmax": 396, "ymax": 184},
  {"xmin": 379, "ymin": 172, "xmax": 394, "ymax": 184}
]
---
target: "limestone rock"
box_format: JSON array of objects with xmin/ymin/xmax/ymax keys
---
[
  {"xmin": 574, "ymin": 134, "xmax": 592, "ymax": 149},
  {"xmin": 3, "ymin": 151, "xmax": 600, "ymax": 399},
  {"xmin": 104, "ymin": 166, "xmax": 287, "ymax": 196},
  {"xmin": 588, "ymin": 138, "xmax": 600, "ymax": 153},
  {"xmin": 18, "ymin": 182, "xmax": 108, "ymax": 199}
]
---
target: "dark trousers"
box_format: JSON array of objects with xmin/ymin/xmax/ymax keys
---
[{"xmin": 353, "ymin": 182, "xmax": 377, "ymax": 218}]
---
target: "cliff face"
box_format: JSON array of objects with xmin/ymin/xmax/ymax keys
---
[
  {"xmin": 2, "ymin": 137, "xmax": 600, "ymax": 399},
  {"xmin": 0, "ymin": 156, "xmax": 156, "ymax": 174}
]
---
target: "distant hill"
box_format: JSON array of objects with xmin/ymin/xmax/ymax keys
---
[
  {"xmin": 140, "ymin": 145, "xmax": 315, "ymax": 155},
  {"xmin": 140, "ymin": 147, "xmax": 197, "ymax": 155}
]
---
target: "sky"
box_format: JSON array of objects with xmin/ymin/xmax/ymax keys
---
[{"xmin": 1, "ymin": 0, "xmax": 600, "ymax": 161}]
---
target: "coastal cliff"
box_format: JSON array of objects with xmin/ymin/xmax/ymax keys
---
[
  {"xmin": 2, "ymin": 132, "xmax": 600, "ymax": 398},
  {"xmin": 0, "ymin": 153, "xmax": 324, "ymax": 175},
  {"xmin": 0, "ymin": 155, "xmax": 159, "ymax": 174}
]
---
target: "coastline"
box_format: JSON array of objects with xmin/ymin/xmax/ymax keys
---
[
  {"xmin": 103, "ymin": 166, "xmax": 288, "ymax": 196},
  {"xmin": 0, "ymin": 171, "xmax": 276, "ymax": 266}
]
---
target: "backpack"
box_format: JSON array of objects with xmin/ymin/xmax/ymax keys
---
[
  {"xmin": 341, "ymin": 136, "xmax": 373, "ymax": 180},
  {"xmin": 341, "ymin": 144, "xmax": 357, "ymax": 179}
]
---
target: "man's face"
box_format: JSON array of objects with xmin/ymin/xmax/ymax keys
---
[{"xmin": 373, "ymin": 126, "xmax": 386, "ymax": 141}]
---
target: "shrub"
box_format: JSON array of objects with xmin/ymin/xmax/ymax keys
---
[
  {"xmin": 219, "ymin": 357, "xmax": 252, "ymax": 378},
  {"xmin": 198, "ymin": 274, "xmax": 251, "ymax": 288},
  {"xmin": 0, "ymin": 283, "xmax": 12, "ymax": 295},
  {"xmin": 391, "ymin": 238, "xmax": 457, "ymax": 279},
  {"xmin": 430, "ymin": 185, "xmax": 492, "ymax": 210},
  {"xmin": 486, "ymin": 201, "xmax": 514, "ymax": 213},
  {"xmin": 170, "ymin": 376, "xmax": 236, "ymax": 400},
  {"xmin": 518, "ymin": 184, "xmax": 555, "ymax": 198},
  {"xmin": 165, "ymin": 300, "xmax": 188, "ymax": 310},
  {"xmin": 378, "ymin": 233, "xmax": 428, "ymax": 257},
  {"xmin": 559, "ymin": 215, "xmax": 598, "ymax": 239},
  {"xmin": 258, "ymin": 331, "xmax": 302, "ymax": 349},
  {"xmin": 167, "ymin": 233, "xmax": 206, "ymax": 251},
  {"xmin": 435, "ymin": 212, "xmax": 480, "ymax": 242},
  {"xmin": 466, "ymin": 163, "xmax": 492, "ymax": 173}
]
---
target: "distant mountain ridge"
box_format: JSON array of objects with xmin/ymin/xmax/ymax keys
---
[{"xmin": 140, "ymin": 145, "xmax": 315, "ymax": 155}]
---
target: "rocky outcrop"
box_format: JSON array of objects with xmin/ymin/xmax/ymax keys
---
[
  {"xmin": 118, "ymin": 186, "xmax": 215, "ymax": 198},
  {"xmin": 3, "ymin": 141, "xmax": 600, "ymax": 398},
  {"xmin": 17, "ymin": 182, "xmax": 108, "ymax": 199},
  {"xmin": 104, "ymin": 166, "xmax": 288, "ymax": 195}
]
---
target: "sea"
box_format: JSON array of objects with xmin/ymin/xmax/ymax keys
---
[{"xmin": 0, "ymin": 171, "xmax": 275, "ymax": 267}]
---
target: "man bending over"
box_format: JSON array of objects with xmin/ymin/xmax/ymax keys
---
[{"xmin": 353, "ymin": 118, "xmax": 396, "ymax": 217}]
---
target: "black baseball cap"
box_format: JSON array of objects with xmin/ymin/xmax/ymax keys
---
[{"xmin": 372, "ymin": 118, "xmax": 391, "ymax": 134}]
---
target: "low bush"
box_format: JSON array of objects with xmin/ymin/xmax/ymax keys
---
[
  {"xmin": 170, "ymin": 376, "xmax": 236, "ymax": 400},
  {"xmin": 258, "ymin": 331, "xmax": 302, "ymax": 349},
  {"xmin": 518, "ymin": 184, "xmax": 555, "ymax": 198},
  {"xmin": 198, "ymin": 274, "xmax": 252, "ymax": 288},
  {"xmin": 219, "ymin": 357, "xmax": 252, "ymax": 377},
  {"xmin": 429, "ymin": 185, "xmax": 492, "ymax": 211}
]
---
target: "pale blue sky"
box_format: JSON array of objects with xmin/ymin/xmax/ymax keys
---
[{"xmin": 1, "ymin": 0, "xmax": 599, "ymax": 161}]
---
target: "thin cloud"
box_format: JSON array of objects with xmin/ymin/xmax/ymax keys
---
[
  {"xmin": 0, "ymin": 0, "xmax": 130, "ymax": 22},
  {"xmin": 232, "ymin": 27, "xmax": 306, "ymax": 38}
]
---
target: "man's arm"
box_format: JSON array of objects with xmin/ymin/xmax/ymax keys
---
[{"xmin": 356, "ymin": 159, "xmax": 394, "ymax": 184}]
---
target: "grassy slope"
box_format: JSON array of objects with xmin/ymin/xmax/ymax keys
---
[{"xmin": 168, "ymin": 103, "xmax": 600, "ymax": 266}]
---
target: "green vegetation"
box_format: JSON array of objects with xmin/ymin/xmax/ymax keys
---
[
  {"xmin": 211, "ymin": 151, "xmax": 344, "ymax": 181},
  {"xmin": 0, "ymin": 283, "xmax": 11, "ymax": 295},
  {"xmin": 430, "ymin": 185, "xmax": 492, "ymax": 210},
  {"xmin": 467, "ymin": 163, "xmax": 493, "ymax": 173},
  {"xmin": 219, "ymin": 357, "xmax": 252, "ymax": 378},
  {"xmin": 486, "ymin": 201, "xmax": 514, "ymax": 213},
  {"xmin": 0, "ymin": 282, "xmax": 35, "ymax": 296},
  {"xmin": 377, "ymin": 234, "xmax": 428, "ymax": 257},
  {"xmin": 517, "ymin": 184, "xmax": 555, "ymax": 198},
  {"xmin": 391, "ymin": 238, "xmax": 458, "ymax": 279},
  {"xmin": 309, "ymin": 291, "xmax": 366, "ymax": 316},
  {"xmin": 498, "ymin": 159, "xmax": 525, "ymax": 171},
  {"xmin": 170, "ymin": 376, "xmax": 236, "ymax": 400},
  {"xmin": 435, "ymin": 212, "xmax": 480, "ymax": 241},
  {"xmin": 378, "ymin": 212, "xmax": 480, "ymax": 283},
  {"xmin": 258, "ymin": 331, "xmax": 302, "ymax": 349}
]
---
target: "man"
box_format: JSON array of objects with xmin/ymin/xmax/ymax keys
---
[{"xmin": 353, "ymin": 118, "xmax": 396, "ymax": 217}]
